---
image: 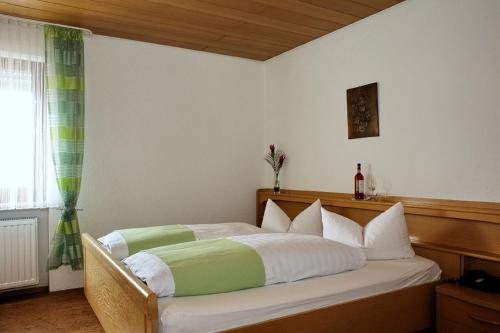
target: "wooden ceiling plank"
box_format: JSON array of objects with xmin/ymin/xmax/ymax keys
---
[
  {"xmin": 98, "ymin": 0, "xmax": 312, "ymax": 47},
  {"xmin": 3, "ymin": 2, "xmax": 284, "ymax": 58},
  {"xmin": 40, "ymin": 0, "xmax": 229, "ymax": 40},
  {"xmin": 8, "ymin": 0, "xmax": 307, "ymax": 51},
  {"xmin": 219, "ymin": 29, "xmax": 302, "ymax": 49},
  {"xmin": 199, "ymin": 0, "xmax": 268, "ymax": 14},
  {"xmin": 37, "ymin": 0, "xmax": 296, "ymax": 53},
  {"xmin": 253, "ymin": 0, "xmax": 360, "ymax": 25},
  {"xmin": 300, "ymin": 0, "xmax": 379, "ymax": 17},
  {"xmin": 0, "ymin": 2, "xmax": 15, "ymax": 14},
  {"xmin": 149, "ymin": 0, "xmax": 327, "ymax": 37},
  {"xmin": 260, "ymin": 6, "xmax": 344, "ymax": 31},
  {"xmin": 203, "ymin": 46, "xmax": 275, "ymax": 61},
  {"xmin": 230, "ymin": 22, "xmax": 311, "ymax": 45},
  {"xmin": 218, "ymin": 35, "xmax": 289, "ymax": 53},
  {"xmin": 6, "ymin": 0, "xmax": 227, "ymax": 41},
  {"xmin": 38, "ymin": 0, "xmax": 242, "ymax": 32},
  {"xmin": 0, "ymin": 2, "xmax": 282, "ymax": 60},
  {"xmin": 349, "ymin": 0, "xmax": 401, "ymax": 11},
  {"xmin": 4, "ymin": 4, "xmax": 208, "ymax": 46},
  {"xmin": 97, "ymin": 0, "xmax": 307, "ymax": 48}
]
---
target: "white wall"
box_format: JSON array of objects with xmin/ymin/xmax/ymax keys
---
[
  {"xmin": 80, "ymin": 36, "xmax": 265, "ymax": 237},
  {"xmin": 264, "ymin": 0, "xmax": 500, "ymax": 202}
]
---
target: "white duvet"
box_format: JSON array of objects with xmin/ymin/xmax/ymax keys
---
[
  {"xmin": 124, "ymin": 233, "xmax": 367, "ymax": 297},
  {"xmin": 98, "ymin": 222, "xmax": 264, "ymax": 259}
]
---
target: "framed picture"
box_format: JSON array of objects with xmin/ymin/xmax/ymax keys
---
[{"xmin": 346, "ymin": 82, "xmax": 379, "ymax": 139}]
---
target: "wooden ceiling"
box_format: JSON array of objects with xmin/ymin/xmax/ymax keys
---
[{"xmin": 0, "ymin": 0, "xmax": 403, "ymax": 61}]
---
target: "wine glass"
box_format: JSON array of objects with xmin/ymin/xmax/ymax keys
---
[{"xmin": 368, "ymin": 177, "xmax": 376, "ymax": 198}]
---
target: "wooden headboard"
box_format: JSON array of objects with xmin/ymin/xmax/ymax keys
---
[{"xmin": 257, "ymin": 189, "xmax": 500, "ymax": 279}]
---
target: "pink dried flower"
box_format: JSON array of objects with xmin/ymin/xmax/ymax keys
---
[
  {"xmin": 265, "ymin": 145, "xmax": 286, "ymax": 174},
  {"xmin": 278, "ymin": 154, "xmax": 286, "ymax": 167}
]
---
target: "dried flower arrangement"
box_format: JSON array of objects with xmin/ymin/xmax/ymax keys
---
[{"xmin": 265, "ymin": 144, "xmax": 286, "ymax": 193}]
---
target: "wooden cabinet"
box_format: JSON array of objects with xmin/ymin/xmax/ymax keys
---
[{"xmin": 437, "ymin": 284, "xmax": 500, "ymax": 333}]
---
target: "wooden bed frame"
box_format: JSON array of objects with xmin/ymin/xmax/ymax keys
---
[{"xmin": 82, "ymin": 189, "xmax": 500, "ymax": 333}]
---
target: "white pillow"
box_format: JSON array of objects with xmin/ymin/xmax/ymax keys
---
[
  {"xmin": 261, "ymin": 199, "xmax": 291, "ymax": 232},
  {"xmin": 288, "ymin": 199, "xmax": 323, "ymax": 236},
  {"xmin": 321, "ymin": 207, "xmax": 363, "ymax": 248},
  {"xmin": 363, "ymin": 202, "xmax": 415, "ymax": 260},
  {"xmin": 261, "ymin": 199, "xmax": 323, "ymax": 236}
]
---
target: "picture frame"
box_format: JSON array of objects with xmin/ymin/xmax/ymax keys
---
[{"xmin": 346, "ymin": 82, "xmax": 379, "ymax": 139}]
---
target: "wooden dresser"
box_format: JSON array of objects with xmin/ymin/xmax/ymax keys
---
[{"xmin": 436, "ymin": 283, "xmax": 500, "ymax": 333}]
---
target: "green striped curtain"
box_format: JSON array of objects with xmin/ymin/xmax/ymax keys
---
[{"xmin": 45, "ymin": 26, "xmax": 85, "ymax": 271}]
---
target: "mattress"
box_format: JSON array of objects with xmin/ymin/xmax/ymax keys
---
[{"xmin": 157, "ymin": 256, "xmax": 441, "ymax": 333}]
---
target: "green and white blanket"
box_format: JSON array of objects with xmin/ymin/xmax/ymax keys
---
[
  {"xmin": 123, "ymin": 233, "xmax": 366, "ymax": 297},
  {"xmin": 98, "ymin": 222, "xmax": 264, "ymax": 259}
]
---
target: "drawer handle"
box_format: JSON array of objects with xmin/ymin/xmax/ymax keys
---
[{"xmin": 468, "ymin": 314, "xmax": 500, "ymax": 326}]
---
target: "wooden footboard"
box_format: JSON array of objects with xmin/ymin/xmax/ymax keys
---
[{"xmin": 82, "ymin": 233, "xmax": 158, "ymax": 333}]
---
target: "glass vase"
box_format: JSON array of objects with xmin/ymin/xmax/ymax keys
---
[{"xmin": 273, "ymin": 173, "xmax": 280, "ymax": 193}]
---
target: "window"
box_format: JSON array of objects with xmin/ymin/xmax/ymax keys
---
[
  {"xmin": 0, "ymin": 17, "xmax": 49, "ymax": 209},
  {"xmin": 0, "ymin": 57, "xmax": 47, "ymax": 209}
]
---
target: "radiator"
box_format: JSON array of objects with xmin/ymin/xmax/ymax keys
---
[{"xmin": 0, "ymin": 218, "xmax": 38, "ymax": 290}]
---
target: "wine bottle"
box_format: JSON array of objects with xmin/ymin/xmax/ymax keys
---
[{"xmin": 354, "ymin": 163, "xmax": 365, "ymax": 200}]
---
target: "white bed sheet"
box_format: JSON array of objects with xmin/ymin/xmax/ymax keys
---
[{"xmin": 158, "ymin": 256, "xmax": 441, "ymax": 333}]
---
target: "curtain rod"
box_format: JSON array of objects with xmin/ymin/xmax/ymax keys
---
[{"xmin": 0, "ymin": 14, "xmax": 93, "ymax": 37}]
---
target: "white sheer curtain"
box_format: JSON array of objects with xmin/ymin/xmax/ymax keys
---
[
  {"xmin": 0, "ymin": 16, "xmax": 44, "ymax": 62},
  {"xmin": 0, "ymin": 16, "xmax": 58, "ymax": 209}
]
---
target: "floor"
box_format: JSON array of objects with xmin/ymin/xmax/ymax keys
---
[{"xmin": 0, "ymin": 289, "xmax": 104, "ymax": 332}]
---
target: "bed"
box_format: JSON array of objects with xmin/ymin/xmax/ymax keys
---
[{"xmin": 82, "ymin": 188, "xmax": 500, "ymax": 333}]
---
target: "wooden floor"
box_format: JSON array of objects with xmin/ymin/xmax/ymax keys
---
[{"xmin": 0, "ymin": 289, "xmax": 104, "ymax": 333}]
